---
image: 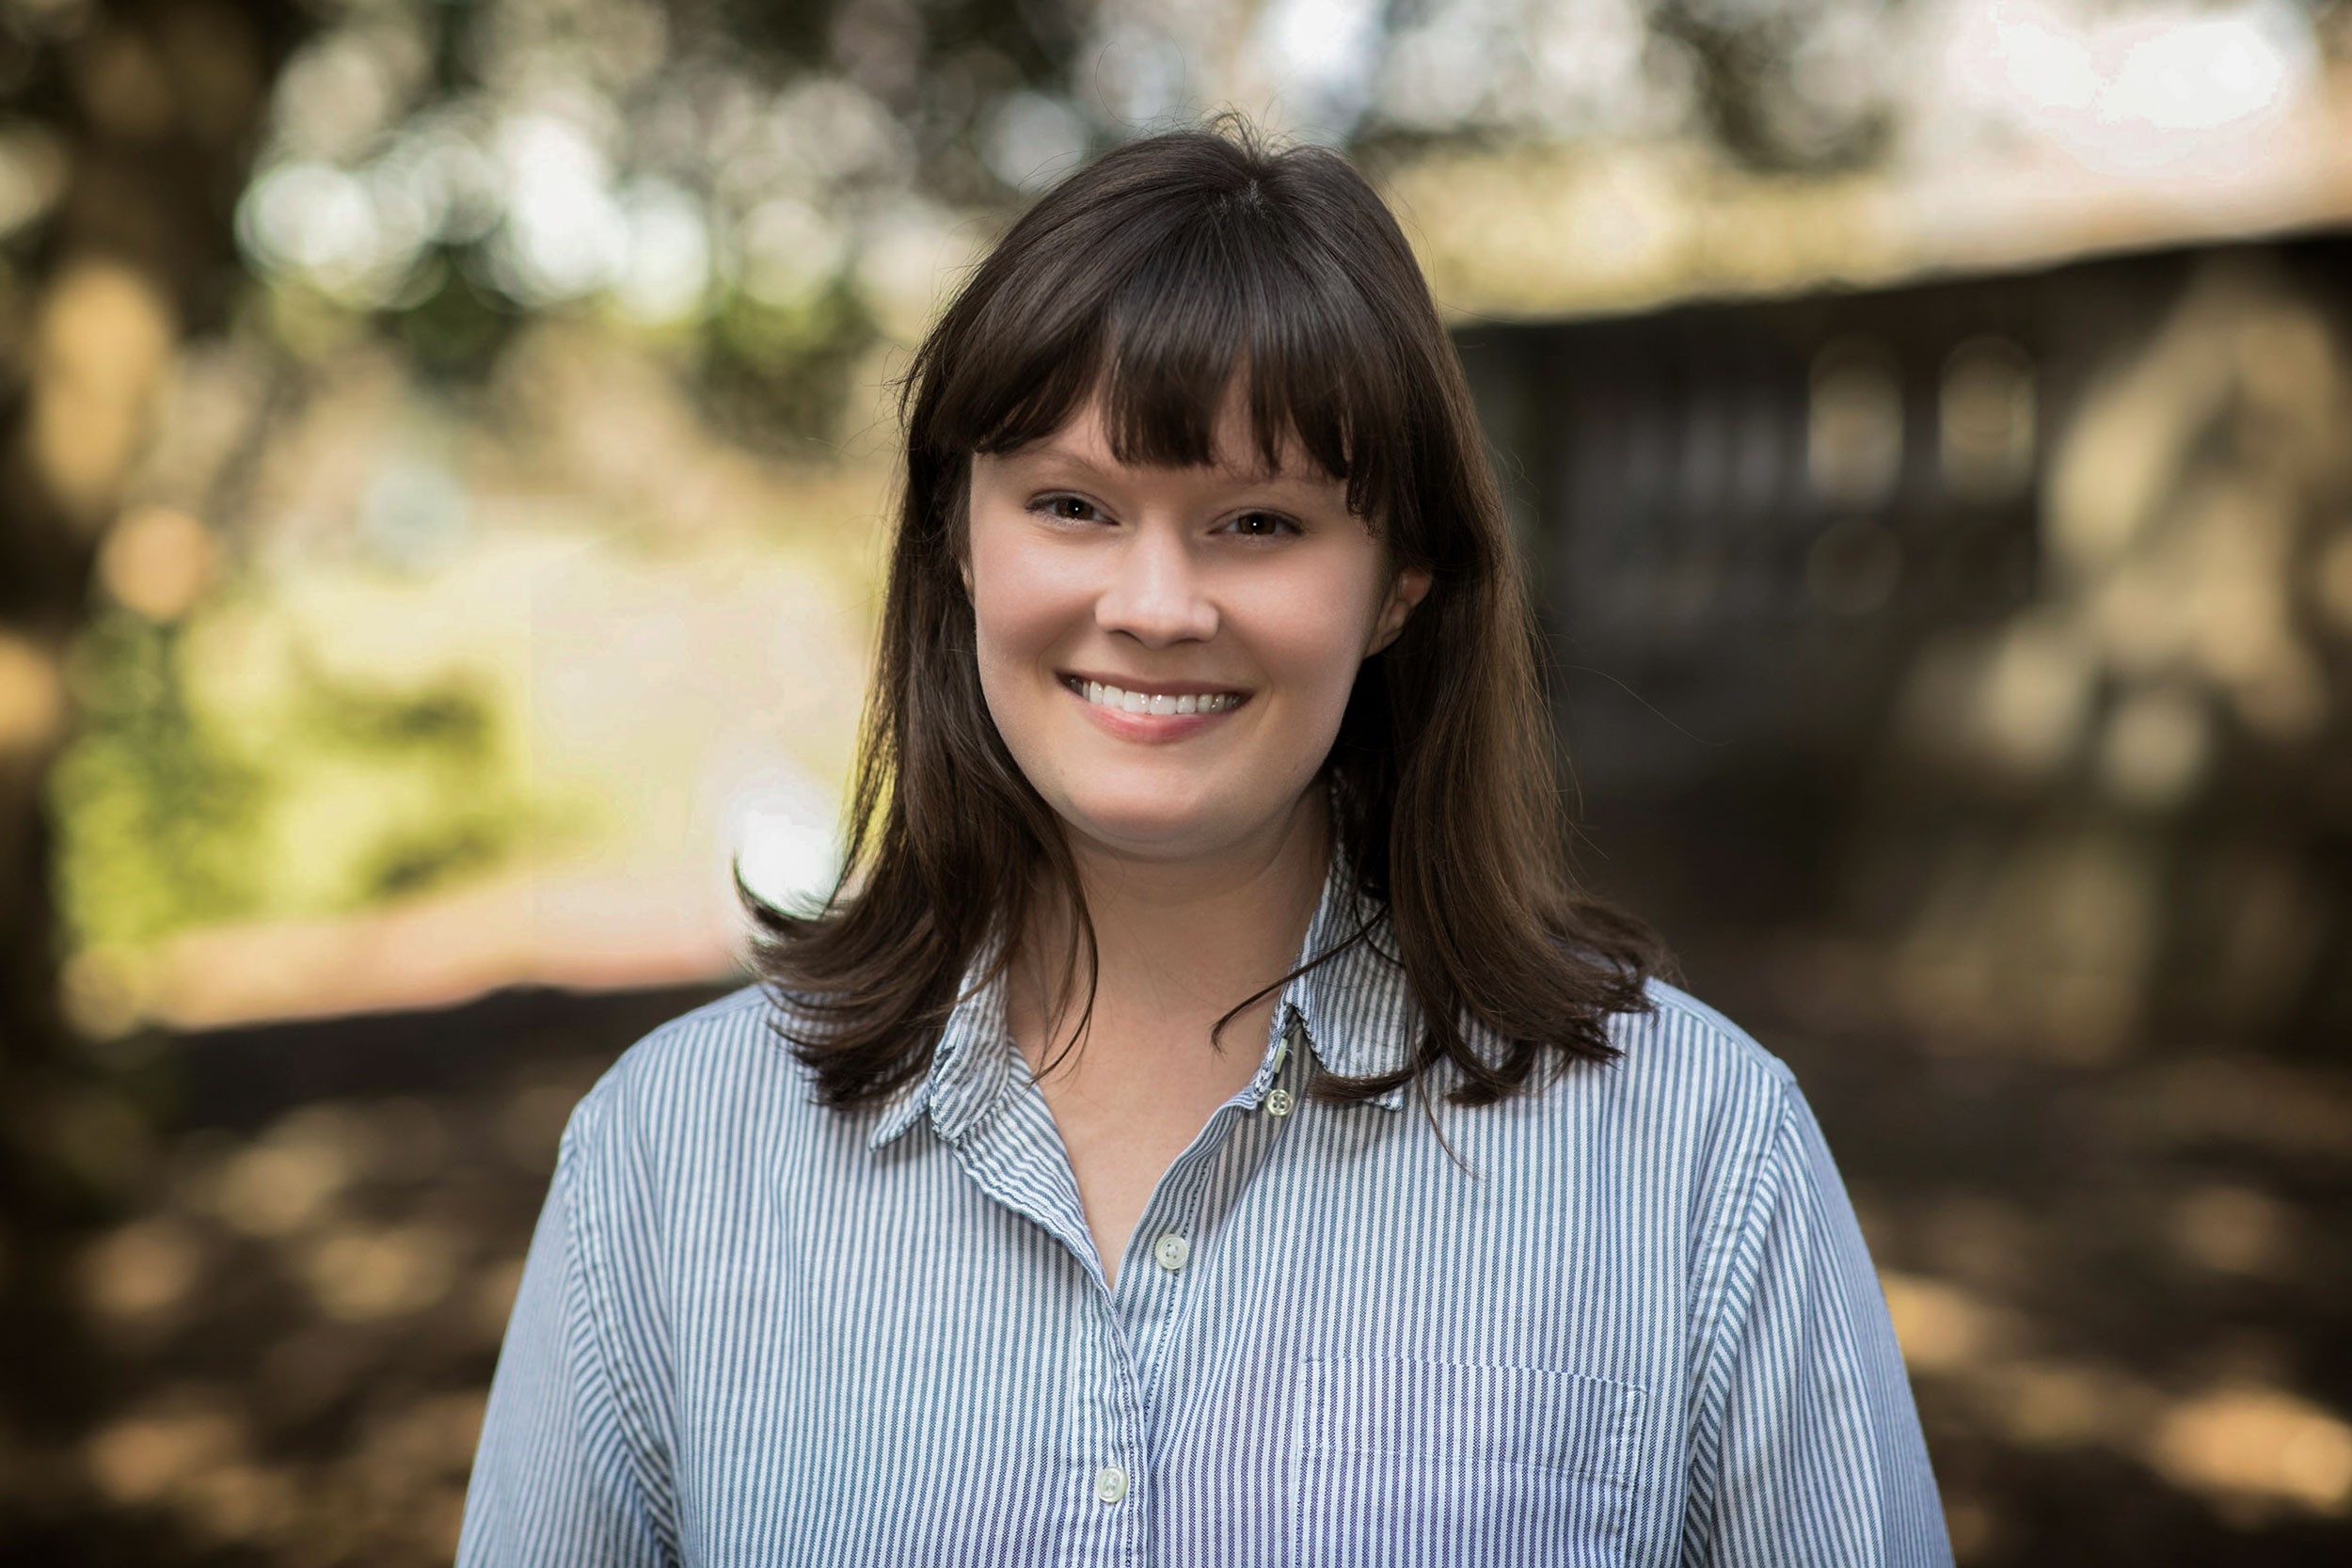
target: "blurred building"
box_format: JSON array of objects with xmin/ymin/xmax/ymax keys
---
[{"xmin": 1461, "ymin": 230, "xmax": 2352, "ymax": 1064}]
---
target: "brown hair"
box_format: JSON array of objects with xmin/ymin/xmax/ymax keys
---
[{"xmin": 746, "ymin": 123, "xmax": 1662, "ymax": 1109}]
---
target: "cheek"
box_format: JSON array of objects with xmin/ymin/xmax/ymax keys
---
[
  {"xmin": 1241, "ymin": 564, "xmax": 1385, "ymax": 706},
  {"xmin": 965, "ymin": 537, "xmax": 1103, "ymax": 775},
  {"xmin": 966, "ymin": 529, "xmax": 1078, "ymax": 671}
]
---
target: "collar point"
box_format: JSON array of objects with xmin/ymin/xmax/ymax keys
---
[{"xmin": 867, "ymin": 1089, "xmax": 930, "ymax": 1149}]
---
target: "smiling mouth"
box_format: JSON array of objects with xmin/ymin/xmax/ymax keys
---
[{"xmin": 1059, "ymin": 675, "xmax": 1249, "ymax": 716}]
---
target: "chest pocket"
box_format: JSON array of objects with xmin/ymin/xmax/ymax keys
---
[{"xmin": 1291, "ymin": 1358, "xmax": 1644, "ymax": 1568}]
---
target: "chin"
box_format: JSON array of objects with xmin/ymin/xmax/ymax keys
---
[{"xmin": 1057, "ymin": 787, "xmax": 1247, "ymax": 860}]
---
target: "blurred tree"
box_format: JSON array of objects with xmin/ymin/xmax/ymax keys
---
[
  {"xmin": 0, "ymin": 0, "xmax": 315, "ymax": 1546},
  {"xmin": 1646, "ymin": 0, "xmax": 1892, "ymax": 172}
]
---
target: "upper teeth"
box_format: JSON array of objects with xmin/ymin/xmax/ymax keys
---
[{"xmin": 1079, "ymin": 680, "xmax": 1239, "ymax": 716}]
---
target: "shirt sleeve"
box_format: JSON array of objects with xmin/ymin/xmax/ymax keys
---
[
  {"xmin": 456, "ymin": 1114, "xmax": 675, "ymax": 1568},
  {"xmin": 1689, "ymin": 1084, "xmax": 1953, "ymax": 1567}
]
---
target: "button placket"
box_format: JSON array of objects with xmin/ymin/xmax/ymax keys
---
[
  {"xmin": 1111, "ymin": 1117, "xmax": 1234, "ymax": 1432},
  {"xmin": 1120, "ymin": 1157, "xmax": 1212, "ymax": 1330},
  {"xmin": 1072, "ymin": 1298, "xmax": 1147, "ymax": 1546},
  {"xmin": 1099, "ymin": 1012, "xmax": 1305, "ymax": 1526}
]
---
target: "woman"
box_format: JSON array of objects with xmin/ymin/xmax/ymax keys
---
[{"xmin": 460, "ymin": 127, "xmax": 1949, "ymax": 1566}]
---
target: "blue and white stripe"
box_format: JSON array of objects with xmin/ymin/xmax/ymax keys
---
[{"xmin": 459, "ymin": 866, "xmax": 1951, "ymax": 1566}]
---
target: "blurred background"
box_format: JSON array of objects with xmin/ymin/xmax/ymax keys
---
[{"xmin": 1, "ymin": 0, "xmax": 2348, "ymax": 1561}]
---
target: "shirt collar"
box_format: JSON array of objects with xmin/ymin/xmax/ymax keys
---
[
  {"xmin": 866, "ymin": 847, "xmax": 1416, "ymax": 1149},
  {"xmin": 868, "ymin": 949, "xmax": 1016, "ymax": 1148},
  {"xmin": 1275, "ymin": 854, "xmax": 1415, "ymax": 1106}
]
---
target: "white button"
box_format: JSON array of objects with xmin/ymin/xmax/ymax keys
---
[
  {"xmin": 1094, "ymin": 1464, "xmax": 1129, "ymax": 1504},
  {"xmin": 1152, "ymin": 1232, "xmax": 1190, "ymax": 1272},
  {"xmin": 1264, "ymin": 1087, "xmax": 1295, "ymax": 1118}
]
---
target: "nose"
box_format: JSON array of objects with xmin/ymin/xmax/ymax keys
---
[{"xmin": 1096, "ymin": 525, "xmax": 1217, "ymax": 647}]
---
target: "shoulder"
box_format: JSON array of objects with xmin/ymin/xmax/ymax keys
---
[
  {"xmin": 574, "ymin": 982, "xmax": 788, "ymax": 1105},
  {"xmin": 1493, "ymin": 978, "xmax": 1804, "ymax": 1231},
  {"xmin": 559, "ymin": 983, "xmax": 837, "ymax": 1182},
  {"xmin": 1592, "ymin": 977, "xmax": 1798, "ymax": 1125}
]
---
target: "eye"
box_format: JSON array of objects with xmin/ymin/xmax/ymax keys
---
[
  {"xmin": 1030, "ymin": 493, "xmax": 1106, "ymax": 524},
  {"xmin": 1221, "ymin": 510, "xmax": 1299, "ymax": 539}
]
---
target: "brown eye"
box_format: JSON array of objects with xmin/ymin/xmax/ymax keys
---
[
  {"xmin": 1049, "ymin": 496, "xmax": 1095, "ymax": 520},
  {"xmin": 1227, "ymin": 511, "xmax": 1295, "ymax": 538}
]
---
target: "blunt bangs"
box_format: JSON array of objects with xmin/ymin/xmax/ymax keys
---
[{"xmin": 916, "ymin": 141, "xmax": 1416, "ymax": 520}]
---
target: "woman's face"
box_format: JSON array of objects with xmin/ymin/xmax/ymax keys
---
[{"xmin": 965, "ymin": 394, "xmax": 1429, "ymax": 868}]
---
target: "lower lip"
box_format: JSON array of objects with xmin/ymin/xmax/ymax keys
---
[{"xmin": 1065, "ymin": 682, "xmax": 1248, "ymax": 742}]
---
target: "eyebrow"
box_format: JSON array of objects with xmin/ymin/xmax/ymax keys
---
[{"xmin": 1007, "ymin": 442, "xmax": 1116, "ymax": 476}]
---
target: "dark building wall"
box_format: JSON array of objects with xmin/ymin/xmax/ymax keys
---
[{"xmin": 1456, "ymin": 231, "xmax": 2352, "ymax": 1052}]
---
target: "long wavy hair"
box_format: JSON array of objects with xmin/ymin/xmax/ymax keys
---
[{"xmin": 746, "ymin": 124, "xmax": 1663, "ymax": 1109}]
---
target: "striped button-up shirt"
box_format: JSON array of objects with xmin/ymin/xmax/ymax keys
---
[{"xmin": 459, "ymin": 868, "xmax": 1951, "ymax": 1566}]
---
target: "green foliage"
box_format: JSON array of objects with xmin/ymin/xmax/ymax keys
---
[
  {"xmin": 390, "ymin": 255, "xmax": 522, "ymax": 380},
  {"xmin": 288, "ymin": 656, "xmax": 526, "ymax": 907},
  {"xmin": 702, "ymin": 283, "xmax": 880, "ymax": 450},
  {"xmin": 51, "ymin": 607, "xmax": 535, "ymax": 954},
  {"xmin": 52, "ymin": 617, "xmax": 267, "ymax": 951}
]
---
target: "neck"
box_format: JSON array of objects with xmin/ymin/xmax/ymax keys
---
[{"xmin": 1016, "ymin": 790, "xmax": 1330, "ymax": 1069}]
